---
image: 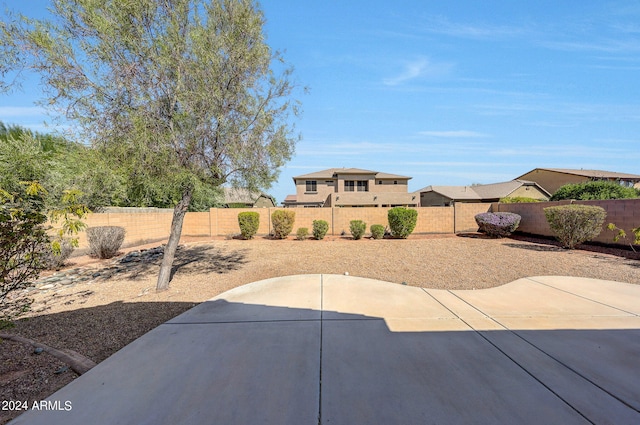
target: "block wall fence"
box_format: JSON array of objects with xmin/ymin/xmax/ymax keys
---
[
  {"xmin": 494, "ymin": 198, "xmax": 640, "ymax": 246},
  {"xmin": 65, "ymin": 199, "xmax": 640, "ymax": 250}
]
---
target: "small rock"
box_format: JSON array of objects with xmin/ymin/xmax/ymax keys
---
[
  {"xmin": 39, "ymin": 284, "xmax": 55, "ymax": 290},
  {"xmin": 34, "ymin": 347, "xmax": 44, "ymax": 355},
  {"xmin": 344, "ymin": 272, "xmax": 349, "ymax": 276},
  {"xmin": 59, "ymin": 279, "xmax": 74, "ymax": 286},
  {"xmin": 54, "ymin": 366, "xmax": 69, "ymax": 374}
]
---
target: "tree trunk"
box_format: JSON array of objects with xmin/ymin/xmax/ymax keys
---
[{"xmin": 156, "ymin": 185, "xmax": 194, "ymax": 291}]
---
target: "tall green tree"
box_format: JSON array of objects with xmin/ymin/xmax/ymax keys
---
[{"xmin": 1, "ymin": 0, "xmax": 301, "ymax": 290}]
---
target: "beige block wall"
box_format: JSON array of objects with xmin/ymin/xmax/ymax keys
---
[
  {"xmin": 73, "ymin": 211, "xmax": 174, "ymax": 250},
  {"xmin": 214, "ymin": 208, "xmax": 271, "ymax": 236},
  {"xmin": 454, "ymin": 203, "xmax": 491, "ymax": 232},
  {"xmin": 333, "ymin": 207, "xmax": 391, "ymax": 235},
  {"xmin": 68, "ymin": 200, "xmax": 640, "ymax": 249},
  {"xmin": 416, "ymin": 207, "xmax": 454, "ymax": 233},
  {"xmin": 495, "ymin": 199, "xmax": 640, "ymax": 246}
]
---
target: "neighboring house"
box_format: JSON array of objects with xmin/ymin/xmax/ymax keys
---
[
  {"xmin": 417, "ymin": 180, "xmax": 550, "ymax": 207},
  {"xmin": 283, "ymin": 168, "xmax": 418, "ymax": 207},
  {"xmin": 516, "ymin": 168, "xmax": 640, "ymax": 195},
  {"xmin": 223, "ymin": 188, "xmax": 276, "ymax": 208}
]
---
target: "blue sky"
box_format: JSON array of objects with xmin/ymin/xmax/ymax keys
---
[{"xmin": 2, "ymin": 1, "xmax": 640, "ymax": 204}]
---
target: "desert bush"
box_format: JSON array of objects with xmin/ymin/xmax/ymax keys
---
[
  {"xmin": 271, "ymin": 210, "xmax": 295, "ymax": 239},
  {"xmin": 87, "ymin": 226, "xmax": 126, "ymax": 259},
  {"xmin": 296, "ymin": 227, "xmax": 309, "ymax": 241},
  {"xmin": 43, "ymin": 238, "xmax": 74, "ymax": 270},
  {"xmin": 312, "ymin": 219, "xmax": 329, "ymax": 240},
  {"xmin": 475, "ymin": 212, "xmax": 521, "ymax": 238},
  {"xmin": 349, "ymin": 220, "xmax": 366, "ymax": 240},
  {"xmin": 237, "ymin": 211, "xmax": 260, "ymax": 239},
  {"xmin": 499, "ymin": 197, "xmax": 541, "ymax": 203},
  {"xmin": 544, "ymin": 205, "xmax": 606, "ymax": 249},
  {"xmin": 387, "ymin": 207, "xmax": 418, "ymax": 238},
  {"xmin": 370, "ymin": 224, "xmax": 385, "ymax": 239},
  {"xmin": 0, "ymin": 183, "xmax": 49, "ymax": 309},
  {"xmin": 551, "ymin": 181, "xmax": 639, "ymax": 201}
]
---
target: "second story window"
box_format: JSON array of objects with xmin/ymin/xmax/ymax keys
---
[
  {"xmin": 357, "ymin": 180, "xmax": 369, "ymax": 192},
  {"xmin": 305, "ymin": 180, "xmax": 317, "ymax": 192},
  {"xmin": 344, "ymin": 180, "xmax": 355, "ymax": 191}
]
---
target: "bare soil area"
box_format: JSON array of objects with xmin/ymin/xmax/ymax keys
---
[{"xmin": 2, "ymin": 234, "xmax": 639, "ymax": 424}]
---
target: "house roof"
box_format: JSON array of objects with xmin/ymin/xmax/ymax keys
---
[
  {"xmin": 223, "ymin": 188, "xmax": 273, "ymax": 205},
  {"xmin": 293, "ymin": 168, "xmax": 411, "ymax": 180},
  {"xmin": 517, "ymin": 168, "xmax": 640, "ymax": 181},
  {"xmin": 416, "ymin": 180, "xmax": 550, "ymax": 201}
]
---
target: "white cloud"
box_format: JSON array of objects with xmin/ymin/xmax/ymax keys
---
[
  {"xmin": 418, "ymin": 130, "xmax": 489, "ymax": 138},
  {"xmin": 383, "ymin": 58, "xmax": 452, "ymax": 86},
  {"xmin": 421, "ymin": 16, "xmax": 526, "ymax": 40}
]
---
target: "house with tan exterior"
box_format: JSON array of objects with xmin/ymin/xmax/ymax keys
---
[
  {"xmin": 516, "ymin": 168, "xmax": 640, "ymax": 195},
  {"xmin": 283, "ymin": 168, "xmax": 418, "ymax": 207},
  {"xmin": 417, "ymin": 180, "xmax": 550, "ymax": 207},
  {"xmin": 223, "ymin": 188, "xmax": 276, "ymax": 208}
]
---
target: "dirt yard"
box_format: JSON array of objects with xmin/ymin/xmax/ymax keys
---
[{"xmin": 1, "ymin": 234, "xmax": 639, "ymax": 424}]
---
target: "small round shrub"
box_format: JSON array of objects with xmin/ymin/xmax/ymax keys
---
[
  {"xmin": 349, "ymin": 220, "xmax": 366, "ymax": 240},
  {"xmin": 387, "ymin": 207, "xmax": 418, "ymax": 239},
  {"xmin": 296, "ymin": 227, "xmax": 309, "ymax": 241},
  {"xmin": 44, "ymin": 238, "xmax": 74, "ymax": 270},
  {"xmin": 474, "ymin": 212, "xmax": 521, "ymax": 238},
  {"xmin": 370, "ymin": 224, "xmax": 385, "ymax": 240},
  {"xmin": 87, "ymin": 226, "xmax": 125, "ymax": 259},
  {"xmin": 237, "ymin": 211, "xmax": 260, "ymax": 239},
  {"xmin": 271, "ymin": 210, "xmax": 295, "ymax": 239},
  {"xmin": 312, "ymin": 219, "xmax": 329, "ymax": 240},
  {"xmin": 544, "ymin": 205, "xmax": 606, "ymax": 249}
]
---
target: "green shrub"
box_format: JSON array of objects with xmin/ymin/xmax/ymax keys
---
[
  {"xmin": 475, "ymin": 212, "xmax": 521, "ymax": 237},
  {"xmin": 1, "ymin": 183, "xmax": 49, "ymax": 311},
  {"xmin": 349, "ymin": 220, "xmax": 366, "ymax": 240},
  {"xmin": 271, "ymin": 210, "xmax": 295, "ymax": 239},
  {"xmin": 551, "ymin": 181, "xmax": 639, "ymax": 201},
  {"xmin": 296, "ymin": 227, "xmax": 309, "ymax": 241},
  {"xmin": 237, "ymin": 211, "xmax": 260, "ymax": 239},
  {"xmin": 370, "ymin": 224, "xmax": 385, "ymax": 239},
  {"xmin": 544, "ymin": 205, "xmax": 606, "ymax": 249},
  {"xmin": 87, "ymin": 226, "xmax": 126, "ymax": 259},
  {"xmin": 387, "ymin": 207, "xmax": 418, "ymax": 238},
  {"xmin": 312, "ymin": 219, "xmax": 329, "ymax": 240},
  {"xmin": 499, "ymin": 197, "xmax": 541, "ymax": 203}
]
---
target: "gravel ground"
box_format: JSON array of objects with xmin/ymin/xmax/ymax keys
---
[{"xmin": 1, "ymin": 234, "xmax": 639, "ymax": 424}]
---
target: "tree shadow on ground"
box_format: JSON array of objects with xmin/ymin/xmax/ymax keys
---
[
  {"xmin": 1, "ymin": 300, "xmax": 198, "ymax": 425},
  {"xmin": 502, "ymin": 243, "xmax": 565, "ymax": 253},
  {"xmin": 112, "ymin": 244, "xmax": 249, "ymax": 282}
]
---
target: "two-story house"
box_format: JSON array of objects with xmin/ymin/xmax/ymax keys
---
[{"xmin": 283, "ymin": 168, "xmax": 418, "ymax": 207}]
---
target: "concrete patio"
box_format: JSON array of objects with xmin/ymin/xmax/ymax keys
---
[{"xmin": 10, "ymin": 274, "xmax": 640, "ymax": 424}]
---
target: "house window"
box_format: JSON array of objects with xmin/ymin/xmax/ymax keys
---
[
  {"xmin": 344, "ymin": 180, "xmax": 355, "ymax": 191},
  {"xmin": 394, "ymin": 180, "xmax": 398, "ymax": 185},
  {"xmin": 357, "ymin": 180, "xmax": 368, "ymax": 192},
  {"xmin": 377, "ymin": 180, "xmax": 382, "ymax": 185},
  {"xmin": 305, "ymin": 180, "xmax": 317, "ymax": 192}
]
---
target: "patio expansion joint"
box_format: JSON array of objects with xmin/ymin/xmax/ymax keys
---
[
  {"xmin": 525, "ymin": 277, "xmax": 640, "ymax": 317},
  {"xmin": 423, "ymin": 288, "xmax": 597, "ymax": 423},
  {"xmin": 444, "ymin": 289, "xmax": 640, "ymax": 417}
]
